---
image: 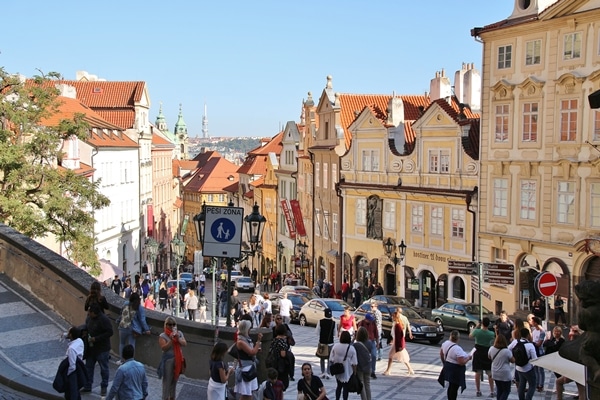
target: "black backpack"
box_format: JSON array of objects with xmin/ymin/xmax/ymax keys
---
[{"xmin": 512, "ymin": 340, "xmax": 530, "ymax": 367}]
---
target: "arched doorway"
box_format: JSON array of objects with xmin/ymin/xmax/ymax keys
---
[
  {"xmin": 385, "ymin": 264, "xmax": 395, "ymax": 295},
  {"xmin": 419, "ymin": 270, "xmax": 435, "ymax": 308},
  {"xmin": 436, "ymin": 273, "xmax": 448, "ymax": 307},
  {"xmin": 543, "ymin": 258, "xmax": 570, "ymax": 323},
  {"xmin": 518, "ymin": 254, "xmax": 540, "ymax": 311}
]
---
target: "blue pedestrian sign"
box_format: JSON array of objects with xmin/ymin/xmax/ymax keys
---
[{"xmin": 203, "ymin": 206, "xmax": 244, "ymax": 258}]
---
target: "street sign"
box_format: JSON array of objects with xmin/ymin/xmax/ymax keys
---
[
  {"xmin": 202, "ymin": 206, "xmax": 244, "ymax": 259},
  {"xmin": 471, "ymin": 275, "xmax": 492, "ymax": 300},
  {"xmin": 448, "ymin": 260, "xmax": 476, "ymax": 275},
  {"xmin": 536, "ymin": 272, "xmax": 558, "ymax": 297},
  {"xmin": 483, "ymin": 262, "xmax": 515, "ymax": 285}
]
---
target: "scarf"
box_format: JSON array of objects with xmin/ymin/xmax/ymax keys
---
[{"xmin": 164, "ymin": 327, "xmax": 183, "ymax": 379}]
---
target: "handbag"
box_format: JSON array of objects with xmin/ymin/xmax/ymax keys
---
[
  {"xmin": 315, "ymin": 343, "xmax": 330, "ymax": 358},
  {"xmin": 329, "ymin": 344, "xmax": 350, "ymax": 375},
  {"xmin": 241, "ymin": 363, "xmax": 257, "ymax": 381},
  {"xmin": 347, "ymin": 372, "xmax": 363, "ymax": 394}
]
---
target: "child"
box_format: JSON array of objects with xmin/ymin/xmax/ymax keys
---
[
  {"xmin": 207, "ymin": 342, "xmax": 234, "ymax": 400},
  {"xmin": 263, "ymin": 367, "xmax": 284, "ymax": 400}
]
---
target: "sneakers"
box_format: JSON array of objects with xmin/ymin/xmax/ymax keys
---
[
  {"xmin": 476, "ymin": 391, "xmax": 482, "ymax": 397},
  {"xmin": 489, "ymin": 391, "xmax": 496, "ymax": 397},
  {"xmin": 371, "ymin": 373, "xmax": 377, "ymax": 379}
]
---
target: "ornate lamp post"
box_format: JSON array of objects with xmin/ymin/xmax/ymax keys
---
[
  {"xmin": 297, "ymin": 240, "xmax": 308, "ymax": 286},
  {"xmin": 277, "ymin": 241, "xmax": 284, "ymax": 273},
  {"xmin": 383, "ymin": 238, "xmax": 407, "ymax": 295},
  {"xmin": 170, "ymin": 237, "xmax": 186, "ymax": 318},
  {"xmin": 145, "ymin": 238, "xmax": 159, "ymax": 277}
]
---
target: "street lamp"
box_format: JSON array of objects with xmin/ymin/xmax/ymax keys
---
[
  {"xmin": 277, "ymin": 241, "xmax": 284, "ymax": 273},
  {"xmin": 383, "ymin": 238, "xmax": 407, "ymax": 295},
  {"xmin": 171, "ymin": 237, "xmax": 186, "ymax": 318},
  {"xmin": 297, "ymin": 241, "xmax": 308, "ymax": 286},
  {"xmin": 145, "ymin": 238, "xmax": 159, "ymax": 276}
]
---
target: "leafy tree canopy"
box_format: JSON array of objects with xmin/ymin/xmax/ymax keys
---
[{"xmin": 0, "ymin": 67, "xmax": 109, "ymax": 272}]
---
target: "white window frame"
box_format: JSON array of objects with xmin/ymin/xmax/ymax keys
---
[
  {"xmin": 331, "ymin": 163, "xmax": 337, "ymax": 185},
  {"xmin": 315, "ymin": 209, "xmax": 321, "ymax": 236},
  {"xmin": 431, "ymin": 206, "xmax": 443, "ymax": 236},
  {"xmin": 315, "ymin": 162, "xmax": 320, "ymax": 188},
  {"xmin": 564, "ymin": 32, "xmax": 582, "ymax": 60},
  {"xmin": 383, "ymin": 201, "xmax": 396, "ymax": 230},
  {"xmin": 525, "ymin": 39, "xmax": 541, "ymax": 65},
  {"xmin": 356, "ymin": 198, "xmax": 366, "ymax": 226},
  {"xmin": 522, "ymin": 102, "xmax": 538, "ymax": 142},
  {"xmin": 332, "ymin": 213, "xmax": 338, "ymax": 243},
  {"xmin": 498, "ymin": 45, "xmax": 512, "ymax": 69},
  {"xmin": 520, "ymin": 180, "xmax": 537, "ymax": 221},
  {"xmin": 492, "ymin": 178, "xmax": 509, "ymax": 217},
  {"xmin": 557, "ymin": 181, "xmax": 575, "ymax": 224},
  {"xmin": 429, "ymin": 149, "xmax": 450, "ymax": 173},
  {"xmin": 411, "ymin": 204, "xmax": 423, "ymax": 232},
  {"xmin": 451, "ymin": 209, "xmax": 465, "ymax": 239},
  {"xmin": 594, "ymin": 110, "xmax": 600, "ymax": 142},
  {"xmin": 495, "ymin": 104, "xmax": 510, "ymax": 142},
  {"xmin": 361, "ymin": 150, "xmax": 380, "ymax": 172},
  {"xmin": 323, "ymin": 163, "xmax": 328, "ymax": 190},
  {"xmin": 560, "ymin": 99, "xmax": 578, "ymax": 142}
]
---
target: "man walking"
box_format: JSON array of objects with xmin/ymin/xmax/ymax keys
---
[
  {"xmin": 106, "ymin": 344, "xmax": 148, "ymax": 400},
  {"xmin": 278, "ymin": 292, "xmax": 293, "ymax": 324},
  {"xmin": 110, "ymin": 275, "xmax": 123, "ymax": 296},
  {"xmin": 82, "ymin": 303, "xmax": 113, "ymax": 396}
]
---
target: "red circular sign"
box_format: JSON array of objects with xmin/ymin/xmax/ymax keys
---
[{"xmin": 537, "ymin": 272, "xmax": 558, "ymax": 297}]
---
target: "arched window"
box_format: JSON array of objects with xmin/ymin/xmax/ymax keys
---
[{"xmin": 452, "ymin": 276, "xmax": 465, "ymax": 300}]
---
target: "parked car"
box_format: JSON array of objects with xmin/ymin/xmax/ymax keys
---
[
  {"xmin": 279, "ymin": 285, "xmax": 318, "ymax": 298},
  {"xmin": 298, "ymin": 298, "xmax": 355, "ymax": 327},
  {"xmin": 367, "ymin": 295, "xmax": 428, "ymax": 318},
  {"xmin": 234, "ymin": 277, "xmax": 255, "ymax": 293},
  {"xmin": 354, "ymin": 302, "xmax": 444, "ymax": 344},
  {"xmin": 219, "ymin": 269, "xmax": 243, "ymax": 282},
  {"xmin": 431, "ymin": 302, "xmax": 497, "ymax": 333},
  {"xmin": 180, "ymin": 272, "xmax": 194, "ymax": 285},
  {"xmin": 270, "ymin": 292, "xmax": 311, "ymax": 323}
]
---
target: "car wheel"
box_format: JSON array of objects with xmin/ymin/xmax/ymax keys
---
[
  {"xmin": 429, "ymin": 338, "xmax": 442, "ymax": 345},
  {"xmin": 434, "ymin": 318, "xmax": 444, "ymax": 329},
  {"xmin": 467, "ymin": 322, "xmax": 476, "ymax": 333},
  {"xmin": 299, "ymin": 315, "xmax": 307, "ymax": 326}
]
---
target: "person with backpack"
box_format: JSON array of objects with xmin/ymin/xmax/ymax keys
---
[
  {"xmin": 508, "ymin": 328, "xmax": 538, "ymax": 400},
  {"xmin": 117, "ymin": 293, "xmax": 151, "ymax": 365},
  {"xmin": 488, "ymin": 334, "xmax": 515, "ymax": 400}
]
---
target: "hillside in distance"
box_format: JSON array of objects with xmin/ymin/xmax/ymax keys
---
[{"xmin": 188, "ymin": 137, "xmax": 262, "ymax": 164}]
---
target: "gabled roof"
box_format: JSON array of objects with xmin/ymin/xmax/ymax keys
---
[
  {"xmin": 152, "ymin": 132, "xmax": 173, "ymax": 146},
  {"xmin": 237, "ymin": 131, "xmax": 283, "ymax": 175},
  {"xmin": 184, "ymin": 156, "xmax": 239, "ymax": 193}
]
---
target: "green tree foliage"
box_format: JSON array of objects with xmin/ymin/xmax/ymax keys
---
[{"xmin": 0, "ymin": 68, "xmax": 109, "ymax": 272}]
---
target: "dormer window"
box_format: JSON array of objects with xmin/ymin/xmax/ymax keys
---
[{"xmin": 519, "ymin": 0, "xmax": 531, "ymax": 10}]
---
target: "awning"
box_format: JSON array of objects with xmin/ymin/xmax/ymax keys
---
[
  {"xmin": 530, "ymin": 352, "xmax": 585, "ymax": 385},
  {"xmin": 96, "ymin": 259, "xmax": 124, "ymax": 283}
]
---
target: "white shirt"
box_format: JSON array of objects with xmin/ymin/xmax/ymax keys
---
[
  {"xmin": 278, "ymin": 298, "xmax": 292, "ymax": 317},
  {"xmin": 262, "ymin": 299, "xmax": 272, "ymax": 314},
  {"xmin": 67, "ymin": 338, "xmax": 84, "ymax": 374},
  {"xmin": 440, "ymin": 339, "xmax": 468, "ymax": 364},
  {"xmin": 507, "ymin": 339, "xmax": 538, "ymax": 372}
]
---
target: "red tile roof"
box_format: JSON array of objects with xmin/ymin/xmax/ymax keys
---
[
  {"xmin": 184, "ymin": 156, "xmax": 239, "ymax": 193},
  {"xmin": 237, "ymin": 131, "xmax": 283, "ymax": 175},
  {"xmin": 152, "ymin": 133, "xmax": 173, "ymax": 145}
]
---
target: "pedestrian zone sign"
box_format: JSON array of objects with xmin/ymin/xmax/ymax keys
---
[{"xmin": 203, "ymin": 206, "xmax": 244, "ymax": 259}]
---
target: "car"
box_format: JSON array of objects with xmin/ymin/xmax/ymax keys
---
[
  {"xmin": 354, "ymin": 302, "xmax": 444, "ymax": 344},
  {"xmin": 298, "ymin": 298, "xmax": 355, "ymax": 327},
  {"xmin": 180, "ymin": 272, "xmax": 194, "ymax": 285},
  {"xmin": 166, "ymin": 280, "xmax": 187, "ymax": 295},
  {"xmin": 278, "ymin": 285, "xmax": 318, "ymax": 298},
  {"xmin": 219, "ymin": 269, "xmax": 243, "ymax": 282},
  {"xmin": 234, "ymin": 277, "xmax": 255, "ymax": 293},
  {"xmin": 431, "ymin": 302, "xmax": 498, "ymax": 333},
  {"xmin": 368, "ymin": 295, "xmax": 429, "ymax": 318},
  {"xmin": 270, "ymin": 292, "xmax": 311, "ymax": 323}
]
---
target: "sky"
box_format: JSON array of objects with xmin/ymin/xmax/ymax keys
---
[{"xmin": 2, "ymin": 1, "xmax": 514, "ymax": 138}]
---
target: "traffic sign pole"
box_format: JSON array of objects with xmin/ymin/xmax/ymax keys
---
[{"xmin": 478, "ymin": 262, "xmax": 483, "ymax": 322}]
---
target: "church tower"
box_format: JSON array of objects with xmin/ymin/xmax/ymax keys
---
[
  {"xmin": 173, "ymin": 104, "xmax": 189, "ymax": 160},
  {"xmin": 202, "ymin": 103, "xmax": 209, "ymax": 139}
]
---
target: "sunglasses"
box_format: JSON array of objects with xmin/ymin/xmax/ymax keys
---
[{"xmin": 166, "ymin": 323, "xmax": 177, "ymax": 327}]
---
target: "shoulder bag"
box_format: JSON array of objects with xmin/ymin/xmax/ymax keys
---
[
  {"xmin": 316, "ymin": 321, "xmax": 334, "ymax": 358},
  {"xmin": 437, "ymin": 343, "xmax": 457, "ymax": 387},
  {"xmin": 329, "ymin": 344, "xmax": 350, "ymax": 375}
]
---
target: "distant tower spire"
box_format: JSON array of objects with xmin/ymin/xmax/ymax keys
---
[{"xmin": 202, "ymin": 103, "xmax": 209, "ymax": 139}]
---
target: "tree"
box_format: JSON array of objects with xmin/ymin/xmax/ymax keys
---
[{"xmin": 0, "ymin": 67, "xmax": 109, "ymax": 272}]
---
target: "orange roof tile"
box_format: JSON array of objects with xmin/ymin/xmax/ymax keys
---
[
  {"xmin": 184, "ymin": 156, "xmax": 239, "ymax": 193},
  {"xmin": 152, "ymin": 132, "xmax": 173, "ymax": 145},
  {"xmin": 237, "ymin": 131, "xmax": 283, "ymax": 175}
]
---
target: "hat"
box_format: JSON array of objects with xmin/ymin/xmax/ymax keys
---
[{"xmin": 365, "ymin": 313, "xmax": 375, "ymax": 321}]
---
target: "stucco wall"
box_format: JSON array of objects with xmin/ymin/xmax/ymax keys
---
[{"xmin": 0, "ymin": 224, "xmax": 271, "ymax": 380}]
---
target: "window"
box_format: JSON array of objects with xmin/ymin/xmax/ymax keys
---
[
  {"xmin": 323, "ymin": 163, "xmax": 328, "ymax": 189},
  {"xmin": 520, "ymin": 180, "xmax": 537, "ymax": 220},
  {"xmin": 592, "ymin": 184, "xmax": 600, "ymax": 228},
  {"xmin": 411, "ymin": 205, "xmax": 423, "ymax": 232},
  {"xmin": 361, "ymin": 150, "xmax": 379, "ymax": 171},
  {"xmin": 525, "ymin": 40, "xmax": 541, "ymax": 65},
  {"xmin": 493, "ymin": 247, "xmax": 508, "ymax": 263},
  {"xmin": 594, "ymin": 110, "xmax": 600, "ymax": 141},
  {"xmin": 315, "ymin": 209, "xmax": 321, "ymax": 236},
  {"xmin": 383, "ymin": 201, "xmax": 395, "ymax": 230},
  {"xmin": 493, "ymin": 178, "xmax": 509, "ymax": 217},
  {"xmin": 452, "ymin": 277, "xmax": 465, "ymax": 300},
  {"xmin": 560, "ymin": 99, "xmax": 578, "ymax": 141},
  {"xmin": 564, "ymin": 32, "xmax": 582, "ymax": 60},
  {"xmin": 451, "ymin": 209, "xmax": 465, "ymax": 239},
  {"xmin": 207, "ymin": 194, "xmax": 214, "ymax": 202},
  {"xmin": 431, "ymin": 206, "xmax": 443, "ymax": 236},
  {"xmin": 495, "ymin": 105, "xmax": 510, "ymax": 142},
  {"xmin": 429, "ymin": 150, "xmax": 450, "ymax": 173},
  {"xmin": 557, "ymin": 181, "xmax": 575, "ymax": 224},
  {"xmin": 331, "ymin": 163, "xmax": 337, "ymax": 185},
  {"xmin": 332, "ymin": 213, "xmax": 338, "ymax": 243},
  {"xmin": 315, "ymin": 162, "xmax": 320, "ymax": 188},
  {"xmin": 356, "ymin": 199, "xmax": 366, "ymax": 225},
  {"xmin": 323, "ymin": 212, "xmax": 330, "ymax": 239},
  {"xmin": 522, "ymin": 102, "xmax": 538, "ymax": 142},
  {"xmin": 219, "ymin": 194, "xmax": 225, "ymax": 202},
  {"xmin": 498, "ymin": 45, "xmax": 512, "ymax": 69}
]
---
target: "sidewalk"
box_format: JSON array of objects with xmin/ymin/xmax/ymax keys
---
[{"xmin": 0, "ymin": 275, "xmax": 573, "ymax": 399}]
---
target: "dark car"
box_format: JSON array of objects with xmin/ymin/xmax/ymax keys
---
[
  {"xmin": 354, "ymin": 302, "xmax": 444, "ymax": 344},
  {"xmin": 269, "ymin": 292, "xmax": 310, "ymax": 323},
  {"xmin": 368, "ymin": 295, "xmax": 428, "ymax": 318},
  {"xmin": 431, "ymin": 302, "xmax": 498, "ymax": 333},
  {"xmin": 278, "ymin": 285, "xmax": 319, "ymax": 299}
]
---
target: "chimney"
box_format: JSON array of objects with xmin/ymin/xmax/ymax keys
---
[
  {"xmin": 386, "ymin": 91, "xmax": 405, "ymax": 127},
  {"xmin": 463, "ymin": 63, "xmax": 482, "ymax": 112},
  {"xmin": 55, "ymin": 83, "xmax": 77, "ymax": 99},
  {"xmin": 430, "ymin": 69, "xmax": 452, "ymax": 102}
]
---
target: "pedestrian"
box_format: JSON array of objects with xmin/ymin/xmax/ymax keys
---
[
  {"xmin": 494, "ymin": 311, "xmax": 514, "ymax": 342},
  {"xmin": 529, "ymin": 316, "xmax": 546, "ymax": 392},
  {"xmin": 543, "ymin": 325, "xmax": 565, "ymax": 378},
  {"xmin": 487, "ymin": 334, "xmax": 514, "ymax": 400},
  {"xmin": 219, "ymin": 287, "xmax": 228, "ymax": 317},
  {"xmin": 185, "ymin": 288, "xmax": 198, "ymax": 321},
  {"xmin": 297, "ymin": 363, "xmax": 327, "ymax": 400},
  {"xmin": 81, "ymin": 303, "xmax": 113, "ymax": 396},
  {"xmin": 383, "ymin": 308, "xmax": 414, "ymax": 376},
  {"xmin": 110, "ymin": 275, "xmax": 123, "ymax": 296},
  {"xmin": 260, "ymin": 313, "xmax": 273, "ymax": 329},
  {"xmin": 263, "ymin": 367, "xmax": 285, "ymax": 400},
  {"xmin": 439, "ymin": 330, "xmax": 472, "ymax": 400},
  {"xmin": 158, "ymin": 282, "xmax": 168, "ymax": 312},
  {"xmin": 330, "ymin": 331, "xmax": 357, "ymax": 400},
  {"xmin": 123, "ymin": 280, "xmax": 132, "ymax": 300},
  {"xmin": 144, "ymin": 293, "xmax": 156, "ymax": 310},
  {"xmin": 207, "ymin": 342, "xmax": 234, "ymax": 400},
  {"xmin": 352, "ymin": 286, "xmax": 362, "ymax": 308},
  {"xmin": 198, "ymin": 291, "xmax": 208, "ymax": 323},
  {"xmin": 353, "ymin": 327, "xmax": 372, "ymax": 400},
  {"xmin": 369, "ymin": 302, "xmax": 383, "ymax": 361},
  {"xmin": 554, "ymin": 295, "xmax": 566, "ymax": 326},
  {"xmin": 356, "ymin": 313, "xmax": 378, "ymax": 379},
  {"xmin": 268, "ymin": 323, "xmax": 292, "ymax": 390},
  {"xmin": 158, "ymin": 316, "xmax": 187, "ymax": 400},
  {"xmin": 278, "ymin": 292, "xmax": 293, "ymax": 325},
  {"xmin": 555, "ymin": 325, "xmax": 586, "ymax": 400},
  {"xmin": 84, "ymin": 281, "xmax": 109, "ymax": 313},
  {"xmin": 262, "ymin": 292, "xmax": 272, "ymax": 317},
  {"xmin": 341, "ymin": 279, "xmax": 349, "ymax": 302},
  {"xmin": 338, "ymin": 306, "xmax": 357, "ymax": 338},
  {"xmin": 531, "ymin": 299, "xmax": 545, "ymax": 321},
  {"xmin": 117, "ymin": 292, "xmax": 151, "ymax": 365},
  {"xmin": 63, "ymin": 326, "xmax": 85, "ymax": 400},
  {"xmin": 106, "ymin": 344, "xmax": 148, "ymax": 400},
  {"xmin": 469, "ymin": 317, "xmax": 495, "ymax": 397},
  {"xmin": 233, "ymin": 320, "xmax": 263, "ymax": 400},
  {"xmin": 316, "ymin": 308, "xmax": 336, "ymax": 379},
  {"xmin": 507, "ymin": 328, "xmax": 538, "ymax": 400}
]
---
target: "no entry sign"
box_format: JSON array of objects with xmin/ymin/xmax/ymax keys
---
[{"xmin": 536, "ymin": 272, "xmax": 558, "ymax": 297}]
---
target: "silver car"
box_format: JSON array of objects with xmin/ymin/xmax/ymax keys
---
[
  {"xmin": 234, "ymin": 277, "xmax": 255, "ymax": 293},
  {"xmin": 298, "ymin": 298, "xmax": 355, "ymax": 327}
]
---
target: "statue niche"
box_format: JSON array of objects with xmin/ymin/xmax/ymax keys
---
[{"xmin": 366, "ymin": 195, "xmax": 382, "ymax": 240}]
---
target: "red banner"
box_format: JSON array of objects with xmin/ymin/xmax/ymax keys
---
[
  {"xmin": 281, "ymin": 200, "xmax": 296, "ymax": 239},
  {"xmin": 147, "ymin": 204, "xmax": 154, "ymax": 237},
  {"xmin": 289, "ymin": 200, "xmax": 306, "ymax": 237}
]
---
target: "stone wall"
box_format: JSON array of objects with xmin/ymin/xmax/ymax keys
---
[{"xmin": 0, "ymin": 224, "xmax": 271, "ymax": 380}]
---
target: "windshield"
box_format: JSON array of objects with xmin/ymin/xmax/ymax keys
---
[
  {"xmin": 399, "ymin": 307, "xmax": 421, "ymax": 319},
  {"xmin": 238, "ymin": 277, "xmax": 252, "ymax": 282},
  {"xmin": 466, "ymin": 305, "xmax": 492, "ymax": 315},
  {"xmin": 324, "ymin": 300, "xmax": 352, "ymax": 312}
]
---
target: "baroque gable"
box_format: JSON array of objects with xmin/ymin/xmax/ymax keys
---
[
  {"xmin": 517, "ymin": 76, "xmax": 546, "ymax": 98},
  {"xmin": 491, "ymin": 79, "xmax": 516, "ymax": 101}
]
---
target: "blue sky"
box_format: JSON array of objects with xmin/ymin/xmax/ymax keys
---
[{"xmin": 2, "ymin": 1, "xmax": 514, "ymax": 138}]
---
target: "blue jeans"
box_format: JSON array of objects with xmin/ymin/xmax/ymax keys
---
[
  {"xmin": 320, "ymin": 344, "xmax": 333, "ymax": 375},
  {"xmin": 534, "ymin": 365, "xmax": 544, "ymax": 389},
  {"xmin": 118, "ymin": 327, "xmax": 135, "ymax": 360},
  {"xmin": 85, "ymin": 350, "xmax": 109, "ymax": 390},
  {"xmin": 516, "ymin": 368, "xmax": 536, "ymax": 400},
  {"xmin": 494, "ymin": 379, "xmax": 511, "ymax": 400},
  {"xmin": 368, "ymin": 339, "xmax": 377, "ymax": 373}
]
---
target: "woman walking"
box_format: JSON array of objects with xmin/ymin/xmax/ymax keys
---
[
  {"xmin": 268, "ymin": 323, "xmax": 292, "ymax": 390},
  {"xmin": 207, "ymin": 342, "xmax": 234, "ymax": 400},
  {"xmin": 234, "ymin": 320, "xmax": 263, "ymax": 400},
  {"xmin": 383, "ymin": 309, "xmax": 414, "ymax": 375},
  {"xmin": 439, "ymin": 330, "xmax": 472, "ymax": 400},
  {"xmin": 338, "ymin": 306, "xmax": 357, "ymax": 338},
  {"xmin": 158, "ymin": 316, "xmax": 187, "ymax": 400},
  {"xmin": 316, "ymin": 308, "xmax": 336, "ymax": 379},
  {"xmin": 330, "ymin": 331, "xmax": 357, "ymax": 400},
  {"xmin": 353, "ymin": 327, "xmax": 372, "ymax": 400},
  {"xmin": 117, "ymin": 292, "xmax": 151, "ymax": 364},
  {"xmin": 488, "ymin": 334, "xmax": 514, "ymax": 400}
]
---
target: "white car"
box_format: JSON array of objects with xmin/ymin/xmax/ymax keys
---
[
  {"xmin": 298, "ymin": 298, "xmax": 355, "ymax": 327},
  {"xmin": 234, "ymin": 277, "xmax": 255, "ymax": 293}
]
